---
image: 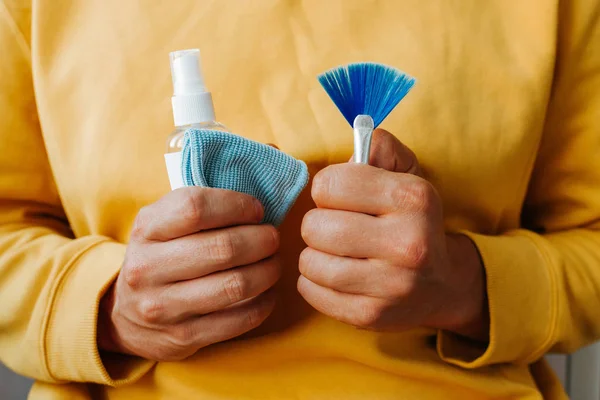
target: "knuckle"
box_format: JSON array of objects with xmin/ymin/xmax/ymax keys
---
[
  {"xmin": 402, "ymin": 233, "xmax": 429, "ymax": 268},
  {"xmin": 355, "ymin": 299, "xmax": 385, "ymax": 328},
  {"xmin": 209, "ymin": 231, "xmax": 237, "ymax": 264},
  {"xmin": 300, "ymin": 249, "xmax": 338, "ymax": 285},
  {"xmin": 265, "ymin": 225, "xmax": 280, "ymax": 250},
  {"xmin": 123, "ymin": 260, "xmax": 148, "ymax": 289},
  {"xmin": 245, "ymin": 303, "xmax": 268, "ymax": 329},
  {"xmin": 323, "ymin": 268, "xmax": 345, "ymax": 288},
  {"xmin": 390, "ymin": 179, "xmax": 436, "ymax": 212},
  {"xmin": 181, "ymin": 189, "xmax": 206, "ymax": 223},
  {"xmin": 168, "ymin": 325, "xmax": 196, "ymax": 349},
  {"xmin": 222, "ymin": 271, "xmax": 248, "ymax": 304},
  {"xmin": 237, "ymin": 194, "xmax": 260, "ymax": 220},
  {"xmin": 150, "ymin": 342, "xmax": 189, "ymax": 362},
  {"xmin": 387, "ymin": 183, "xmax": 405, "ymax": 210},
  {"xmin": 258, "ymin": 225, "xmax": 280, "ymax": 256},
  {"xmin": 312, "ymin": 169, "xmax": 332, "ymax": 202},
  {"xmin": 301, "ymin": 209, "xmax": 320, "ymax": 242},
  {"xmin": 405, "ymin": 180, "xmax": 436, "ymax": 212},
  {"xmin": 387, "ymin": 182, "xmax": 403, "ymax": 209},
  {"xmin": 298, "ymin": 248, "xmax": 312, "ymax": 274},
  {"xmin": 131, "ymin": 208, "xmax": 149, "ymax": 240},
  {"xmin": 136, "ymin": 298, "xmax": 164, "ymax": 324}
]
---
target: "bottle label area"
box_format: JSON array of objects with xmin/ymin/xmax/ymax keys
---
[{"xmin": 164, "ymin": 151, "xmax": 184, "ymax": 190}]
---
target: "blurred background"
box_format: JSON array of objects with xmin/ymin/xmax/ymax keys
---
[
  {"xmin": 1, "ymin": 345, "xmax": 599, "ymax": 399},
  {"xmin": 0, "ymin": 363, "xmax": 32, "ymax": 399}
]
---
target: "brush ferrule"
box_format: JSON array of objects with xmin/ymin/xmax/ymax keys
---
[{"xmin": 353, "ymin": 115, "xmax": 375, "ymax": 164}]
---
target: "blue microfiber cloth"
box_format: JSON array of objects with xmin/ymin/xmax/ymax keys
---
[{"xmin": 181, "ymin": 129, "xmax": 309, "ymax": 227}]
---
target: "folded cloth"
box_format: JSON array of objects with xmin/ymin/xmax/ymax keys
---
[{"xmin": 181, "ymin": 129, "xmax": 309, "ymax": 226}]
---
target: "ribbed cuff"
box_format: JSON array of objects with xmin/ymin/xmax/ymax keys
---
[
  {"xmin": 437, "ymin": 230, "xmax": 557, "ymax": 368},
  {"xmin": 44, "ymin": 239, "xmax": 155, "ymax": 385}
]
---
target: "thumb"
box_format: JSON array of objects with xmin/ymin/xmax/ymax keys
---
[{"xmin": 367, "ymin": 129, "xmax": 421, "ymax": 176}]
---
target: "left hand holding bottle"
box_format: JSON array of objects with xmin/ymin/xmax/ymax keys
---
[{"xmin": 299, "ymin": 129, "xmax": 489, "ymax": 340}]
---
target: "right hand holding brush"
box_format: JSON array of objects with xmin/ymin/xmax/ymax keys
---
[
  {"xmin": 97, "ymin": 187, "xmax": 281, "ymax": 361},
  {"xmin": 299, "ymin": 130, "xmax": 489, "ymax": 341}
]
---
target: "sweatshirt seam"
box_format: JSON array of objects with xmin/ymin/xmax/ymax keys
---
[
  {"xmin": 517, "ymin": 232, "xmax": 559, "ymax": 364},
  {"xmin": 39, "ymin": 238, "xmax": 112, "ymax": 382}
]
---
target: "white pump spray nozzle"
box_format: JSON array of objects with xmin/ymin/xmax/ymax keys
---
[
  {"xmin": 169, "ymin": 48, "xmax": 216, "ymax": 126},
  {"xmin": 170, "ymin": 49, "xmax": 206, "ymax": 95}
]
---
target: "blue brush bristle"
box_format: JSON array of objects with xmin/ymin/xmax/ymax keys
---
[{"xmin": 318, "ymin": 62, "xmax": 416, "ymax": 128}]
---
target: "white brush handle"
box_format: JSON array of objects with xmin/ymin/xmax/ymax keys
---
[{"xmin": 353, "ymin": 115, "xmax": 375, "ymax": 164}]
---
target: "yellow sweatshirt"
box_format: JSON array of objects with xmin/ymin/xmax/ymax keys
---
[{"xmin": 1, "ymin": 0, "xmax": 599, "ymax": 399}]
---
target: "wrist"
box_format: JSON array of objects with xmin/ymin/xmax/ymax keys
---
[{"xmin": 439, "ymin": 234, "xmax": 489, "ymax": 342}]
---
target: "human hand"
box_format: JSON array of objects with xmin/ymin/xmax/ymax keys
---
[
  {"xmin": 299, "ymin": 130, "xmax": 488, "ymax": 340},
  {"xmin": 98, "ymin": 187, "xmax": 281, "ymax": 361}
]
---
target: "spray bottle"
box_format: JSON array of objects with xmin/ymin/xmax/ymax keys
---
[{"xmin": 164, "ymin": 49, "xmax": 229, "ymax": 190}]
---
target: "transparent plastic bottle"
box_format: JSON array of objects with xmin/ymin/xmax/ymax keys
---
[
  {"xmin": 166, "ymin": 121, "xmax": 228, "ymax": 154},
  {"xmin": 165, "ymin": 49, "xmax": 229, "ymax": 189}
]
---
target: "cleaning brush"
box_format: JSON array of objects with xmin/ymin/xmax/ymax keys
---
[{"xmin": 318, "ymin": 62, "xmax": 416, "ymax": 164}]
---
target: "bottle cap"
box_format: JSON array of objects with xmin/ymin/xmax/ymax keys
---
[{"xmin": 169, "ymin": 49, "xmax": 216, "ymax": 126}]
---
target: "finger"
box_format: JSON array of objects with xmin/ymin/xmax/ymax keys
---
[
  {"xmin": 134, "ymin": 187, "xmax": 264, "ymax": 241},
  {"xmin": 299, "ymin": 247, "xmax": 399, "ymax": 297},
  {"xmin": 157, "ymin": 257, "xmax": 281, "ymax": 322},
  {"xmin": 301, "ymin": 208, "xmax": 390, "ymax": 258},
  {"xmin": 312, "ymin": 163, "xmax": 426, "ymax": 215},
  {"xmin": 297, "ymin": 276, "xmax": 387, "ymax": 328},
  {"xmin": 176, "ymin": 289, "xmax": 276, "ymax": 349},
  {"xmin": 139, "ymin": 224, "xmax": 279, "ymax": 284},
  {"xmin": 368, "ymin": 129, "xmax": 421, "ymax": 176}
]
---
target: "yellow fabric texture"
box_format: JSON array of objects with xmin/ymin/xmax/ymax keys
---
[{"xmin": 0, "ymin": 0, "xmax": 599, "ymax": 399}]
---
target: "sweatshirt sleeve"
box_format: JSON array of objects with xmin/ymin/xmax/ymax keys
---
[
  {"xmin": 438, "ymin": 0, "xmax": 600, "ymax": 367},
  {"xmin": 0, "ymin": 1, "xmax": 154, "ymax": 384}
]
